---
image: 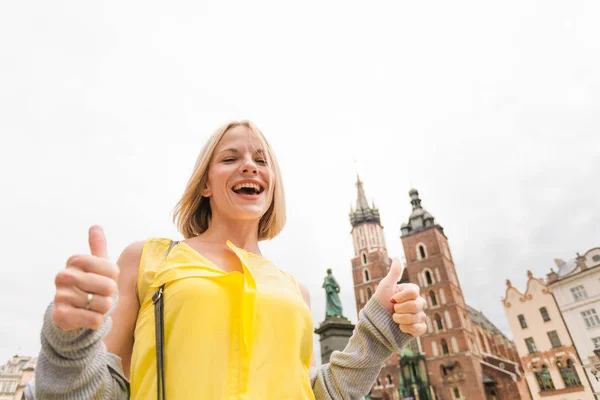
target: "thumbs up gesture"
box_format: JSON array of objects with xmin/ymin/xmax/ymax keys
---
[
  {"xmin": 373, "ymin": 258, "xmax": 427, "ymax": 337},
  {"xmin": 51, "ymin": 226, "xmax": 120, "ymax": 332}
]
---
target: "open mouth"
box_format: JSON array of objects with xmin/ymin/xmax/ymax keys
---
[{"xmin": 231, "ymin": 182, "xmax": 265, "ymax": 196}]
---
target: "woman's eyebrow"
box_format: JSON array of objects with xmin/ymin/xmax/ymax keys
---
[
  {"xmin": 217, "ymin": 148, "xmax": 239, "ymax": 155},
  {"xmin": 217, "ymin": 148, "xmax": 265, "ymax": 155}
]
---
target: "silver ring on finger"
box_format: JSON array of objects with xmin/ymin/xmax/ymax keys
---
[{"xmin": 85, "ymin": 292, "xmax": 94, "ymax": 310}]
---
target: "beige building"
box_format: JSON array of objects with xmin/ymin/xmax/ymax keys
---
[
  {"xmin": 0, "ymin": 356, "xmax": 36, "ymax": 400},
  {"xmin": 503, "ymin": 271, "xmax": 594, "ymax": 399},
  {"xmin": 546, "ymin": 247, "xmax": 600, "ymax": 399}
]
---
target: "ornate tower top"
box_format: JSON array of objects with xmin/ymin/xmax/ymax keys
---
[
  {"xmin": 400, "ymin": 189, "xmax": 443, "ymax": 237},
  {"xmin": 349, "ymin": 175, "xmax": 381, "ymax": 227}
]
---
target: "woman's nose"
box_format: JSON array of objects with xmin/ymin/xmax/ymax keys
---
[{"xmin": 240, "ymin": 158, "xmax": 258, "ymax": 174}]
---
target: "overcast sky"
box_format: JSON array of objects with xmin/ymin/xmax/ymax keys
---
[{"xmin": 1, "ymin": 1, "xmax": 599, "ymax": 365}]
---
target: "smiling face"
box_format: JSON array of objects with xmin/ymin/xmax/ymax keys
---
[{"xmin": 202, "ymin": 125, "xmax": 274, "ymax": 224}]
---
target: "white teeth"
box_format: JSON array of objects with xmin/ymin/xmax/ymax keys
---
[{"xmin": 232, "ymin": 182, "xmax": 262, "ymax": 192}]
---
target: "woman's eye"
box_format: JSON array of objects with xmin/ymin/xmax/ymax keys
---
[
  {"xmin": 223, "ymin": 158, "xmax": 237, "ymax": 163},
  {"xmin": 256, "ymin": 159, "xmax": 267, "ymax": 165}
]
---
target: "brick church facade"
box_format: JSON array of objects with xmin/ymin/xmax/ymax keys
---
[{"xmin": 349, "ymin": 178, "xmax": 531, "ymax": 399}]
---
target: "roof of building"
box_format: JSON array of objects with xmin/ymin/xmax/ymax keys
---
[
  {"xmin": 349, "ymin": 175, "xmax": 381, "ymax": 227},
  {"xmin": 400, "ymin": 189, "xmax": 444, "ymax": 237},
  {"xmin": 467, "ymin": 305, "xmax": 504, "ymax": 337},
  {"xmin": 546, "ymin": 247, "xmax": 600, "ymax": 284}
]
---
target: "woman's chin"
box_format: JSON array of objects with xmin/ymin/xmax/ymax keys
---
[{"xmin": 228, "ymin": 207, "xmax": 267, "ymax": 222}]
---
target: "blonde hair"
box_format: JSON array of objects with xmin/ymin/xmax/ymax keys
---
[{"xmin": 173, "ymin": 120, "xmax": 286, "ymax": 240}]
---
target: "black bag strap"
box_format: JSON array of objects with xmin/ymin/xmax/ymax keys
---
[{"xmin": 151, "ymin": 240, "xmax": 178, "ymax": 400}]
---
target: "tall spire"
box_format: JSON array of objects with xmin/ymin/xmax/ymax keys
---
[
  {"xmin": 355, "ymin": 175, "xmax": 370, "ymax": 210},
  {"xmin": 349, "ymin": 175, "xmax": 381, "ymax": 227}
]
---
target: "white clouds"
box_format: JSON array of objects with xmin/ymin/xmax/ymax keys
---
[{"xmin": 1, "ymin": 0, "xmax": 599, "ymax": 363}]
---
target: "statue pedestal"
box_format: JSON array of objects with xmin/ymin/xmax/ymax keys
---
[{"xmin": 314, "ymin": 316, "xmax": 356, "ymax": 365}]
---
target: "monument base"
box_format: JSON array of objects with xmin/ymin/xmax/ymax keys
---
[{"xmin": 314, "ymin": 316, "xmax": 356, "ymax": 365}]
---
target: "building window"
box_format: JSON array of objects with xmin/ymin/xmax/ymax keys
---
[
  {"xmin": 435, "ymin": 314, "xmax": 444, "ymax": 331},
  {"xmin": 431, "ymin": 340, "xmax": 439, "ymax": 356},
  {"xmin": 479, "ymin": 333, "xmax": 488, "ymax": 353},
  {"xmin": 441, "ymin": 339, "xmax": 450, "ymax": 355},
  {"xmin": 386, "ymin": 374, "xmax": 392, "ymax": 385},
  {"xmin": 363, "ymin": 268, "xmax": 370, "ymax": 282},
  {"xmin": 358, "ymin": 227, "xmax": 365, "ymax": 248},
  {"xmin": 592, "ymin": 336, "xmax": 600, "ymax": 349},
  {"xmin": 451, "ymin": 337, "xmax": 459, "ymax": 353},
  {"xmin": 417, "ymin": 244, "xmax": 427, "ymax": 260},
  {"xmin": 570, "ymin": 285, "xmax": 588, "ymax": 301},
  {"xmin": 593, "ymin": 254, "xmax": 600, "ymax": 262},
  {"xmin": 582, "ymin": 309, "xmax": 600, "ymax": 328},
  {"xmin": 439, "ymin": 288, "xmax": 446, "ymax": 304},
  {"xmin": 518, "ymin": 314, "xmax": 527, "ymax": 329},
  {"xmin": 547, "ymin": 331, "xmax": 562, "ymax": 348},
  {"xmin": 452, "ymin": 387, "xmax": 461, "ymax": 399},
  {"xmin": 534, "ymin": 365, "xmax": 555, "ymax": 392},
  {"xmin": 558, "ymin": 359, "xmax": 581, "ymax": 387},
  {"xmin": 430, "ymin": 291, "xmax": 438, "ymax": 306},
  {"xmin": 444, "ymin": 310, "xmax": 453, "ymax": 329},
  {"xmin": 525, "ymin": 337, "xmax": 537, "ymax": 353},
  {"xmin": 424, "ymin": 271, "xmax": 433, "ymax": 286},
  {"xmin": 359, "ymin": 289, "xmax": 365, "ymax": 304},
  {"xmin": 540, "ymin": 307, "xmax": 550, "ymax": 322}
]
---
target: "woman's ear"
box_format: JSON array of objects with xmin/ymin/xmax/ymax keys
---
[{"xmin": 201, "ymin": 181, "xmax": 212, "ymax": 197}]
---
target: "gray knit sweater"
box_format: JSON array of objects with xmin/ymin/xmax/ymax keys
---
[{"xmin": 30, "ymin": 296, "xmax": 412, "ymax": 399}]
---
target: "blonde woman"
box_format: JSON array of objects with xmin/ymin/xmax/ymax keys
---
[{"xmin": 30, "ymin": 121, "xmax": 427, "ymax": 399}]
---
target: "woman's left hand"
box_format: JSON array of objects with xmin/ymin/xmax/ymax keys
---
[{"xmin": 374, "ymin": 258, "xmax": 427, "ymax": 338}]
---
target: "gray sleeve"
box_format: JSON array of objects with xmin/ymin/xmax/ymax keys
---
[
  {"xmin": 31, "ymin": 298, "xmax": 129, "ymax": 400},
  {"xmin": 310, "ymin": 297, "xmax": 413, "ymax": 400}
]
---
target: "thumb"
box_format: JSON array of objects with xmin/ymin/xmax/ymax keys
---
[
  {"xmin": 382, "ymin": 258, "xmax": 404, "ymax": 285},
  {"xmin": 88, "ymin": 225, "xmax": 108, "ymax": 259}
]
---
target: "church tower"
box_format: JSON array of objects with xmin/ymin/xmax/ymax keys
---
[
  {"xmin": 349, "ymin": 175, "xmax": 390, "ymax": 312},
  {"xmin": 400, "ymin": 189, "xmax": 488, "ymax": 399},
  {"xmin": 349, "ymin": 176, "xmax": 402, "ymax": 400}
]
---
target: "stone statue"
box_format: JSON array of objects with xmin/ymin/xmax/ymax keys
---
[{"xmin": 323, "ymin": 268, "xmax": 344, "ymax": 318}]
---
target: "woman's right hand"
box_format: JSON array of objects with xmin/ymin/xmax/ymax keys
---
[{"xmin": 51, "ymin": 226, "xmax": 120, "ymax": 332}]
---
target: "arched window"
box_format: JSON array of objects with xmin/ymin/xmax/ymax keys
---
[
  {"xmin": 451, "ymin": 336, "xmax": 459, "ymax": 353},
  {"xmin": 417, "ymin": 244, "xmax": 427, "ymax": 260},
  {"xmin": 431, "ymin": 341, "xmax": 439, "ymax": 356},
  {"xmin": 359, "ymin": 289, "xmax": 365, "ymax": 304},
  {"xmin": 593, "ymin": 254, "xmax": 600, "ymax": 262},
  {"xmin": 386, "ymin": 374, "xmax": 393, "ymax": 384},
  {"xmin": 439, "ymin": 288, "xmax": 446, "ymax": 304},
  {"xmin": 367, "ymin": 287, "xmax": 373, "ymax": 299},
  {"xmin": 452, "ymin": 387, "xmax": 461, "ymax": 399},
  {"xmin": 534, "ymin": 365, "xmax": 555, "ymax": 392},
  {"xmin": 363, "ymin": 268, "xmax": 370, "ymax": 282},
  {"xmin": 430, "ymin": 291, "xmax": 438, "ymax": 306},
  {"xmin": 558, "ymin": 359, "xmax": 581, "ymax": 387},
  {"xmin": 435, "ymin": 314, "xmax": 444, "ymax": 331},
  {"xmin": 425, "ymin": 271, "xmax": 433, "ymax": 286},
  {"xmin": 361, "ymin": 252, "xmax": 368, "ymax": 265},
  {"xmin": 444, "ymin": 310, "xmax": 453, "ymax": 329},
  {"xmin": 441, "ymin": 339, "xmax": 450, "ymax": 355},
  {"xmin": 370, "ymin": 226, "xmax": 377, "ymax": 246}
]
